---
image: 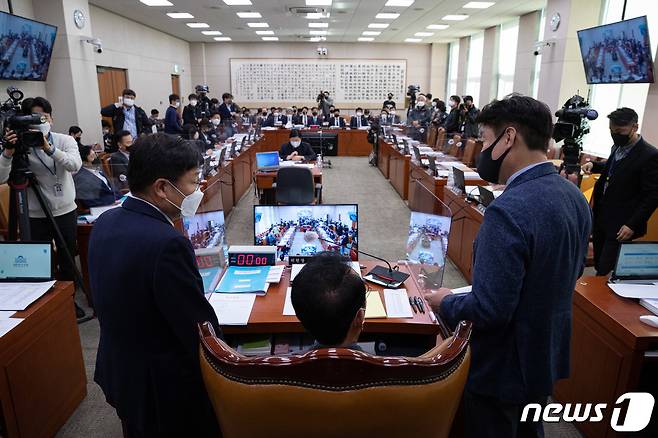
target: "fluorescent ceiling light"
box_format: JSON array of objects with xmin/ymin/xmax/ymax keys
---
[
  {"xmin": 310, "ymin": 30, "xmax": 328, "ymax": 35},
  {"xmin": 415, "ymin": 32, "xmax": 433, "ymax": 37},
  {"xmin": 463, "ymin": 2, "xmax": 495, "ymax": 8},
  {"xmin": 262, "ymin": 37, "xmax": 279, "ymax": 41},
  {"xmin": 362, "ymin": 31, "xmax": 381, "ymax": 35},
  {"xmin": 214, "ymin": 37, "xmax": 232, "ymax": 41},
  {"xmin": 308, "ymin": 22, "xmax": 329, "ymax": 28},
  {"xmin": 186, "ymin": 22, "xmax": 209, "ymax": 28},
  {"xmin": 385, "ymin": 0, "xmax": 414, "ymax": 6},
  {"xmin": 442, "ymin": 14, "xmax": 469, "ymax": 20},
  {"xmin": 310, "ymin": 37, "xmax": 326, "ymax": 42},
  {"xmin": 375, "ymin": 13, "xmax": 400, "ymax": 19},
  {"xmin": 255, "ymin": 30, "xmax": 274, "ymax": 35},
  {"xmin": 166, "ymin": 12, "xmax": 194, "ymax": 19},
  {"xmin": 368, "ymin": 23, "xmax": 390, "ymax": 28},
  {"xmin": 237, "ymin": 12, "xmax": 262, "ymax": 18},
  {"xmin": 202, "ymin": 30, "xmax": 223, "ymax": 35},
  {"xmin": 358, "ymin": 37, "xmax": 374, "ymax": 42},
  {"xmin": 247, "ymin": 22, "xmax": 269, "ymax": 27},
  {"xmin": 222, "ymin": 0, "xmax": 252, "ymax": 5},
  {"xmin": 405, "ymin": 38, "xmax": 422, "ymax": 42},
  {"xmin": 427, "ymin": 24, "xmax": 449, "ymax": 30},
  {"xmin": 306, "ymin": 0, "xmax": 332, "ymax": 5},
  {"xmin": 306, "ymin": 12, "xmax": 330, "ymax": 19},
  {"xmin": 139, "ymin": 0, "xmax": 172, "ymax": 5}
]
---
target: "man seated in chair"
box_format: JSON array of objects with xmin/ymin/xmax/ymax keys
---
[
  {"xmin": 279, "ymin": 129, "xmax": 317, "ymax": 162},
  {"xmin": 73, "ymin": 145, "xmax": 117, "ymax": 209},
  {"xmin": 292, "ymin": 252, "xmax": 365, "ymax": 351}
]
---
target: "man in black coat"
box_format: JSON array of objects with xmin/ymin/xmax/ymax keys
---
[
  {"xmin": 583, "ymin": 107, "xmax": 658, "ymax": 275},
  {"xmin": 279, "ymin": 129, "xmax": 317, "ymax": 161},
  {"xmin": 444, "ymin": 95, "xmax": 462, "ymax": 134},
  {"xmin": 349, "ymin": 107, "xmax": 369, "ymax": 128},
  {"xmin": 89, "ymin": 133, "xmax": 221, "ymax": 437},
  {"xmin": 100, "ymin": 88, "xmax": 151, "ymax": 137}
]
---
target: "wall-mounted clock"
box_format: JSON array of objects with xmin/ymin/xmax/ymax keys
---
[
  {"xmin": 73, "ymin": 9, "xmax": 86, "ymax": 30},
  {"xmin": 550, "ymin": 12, "xmax": 561, "ymax": 32}
]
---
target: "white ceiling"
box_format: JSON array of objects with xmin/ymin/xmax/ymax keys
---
[{"xmin": 88, "ymin": 0, "xmax": 546, "ymax": 44}]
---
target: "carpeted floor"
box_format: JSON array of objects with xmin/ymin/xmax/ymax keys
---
[{"xmin": 56, "ymin": 157, "xmax": 582, "ymax": 437}]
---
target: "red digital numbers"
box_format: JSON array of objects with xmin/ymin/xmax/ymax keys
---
[{"xmin": 235, "ymin": 254, "xmax": 268, "ymax": 265}]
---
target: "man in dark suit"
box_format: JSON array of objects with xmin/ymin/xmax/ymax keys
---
[
  {"xmin": 308, "ymin": 107, "xmax": 323, "ymax": 126},
  {"xmin": 294, "ymin": 107, "xmax": 311, "ymax": 126},
  {"xmin": 100, "ymin": 88, "xmax": 151, "ymax": 137},
  {"xmin": 350, "ymin": 107, "xmax": 369, "ymax": 128},
  {"xmin": 583, "ymin": 107, "xmax": 658, "ymax": 275},
  {"xmin": 461, "ymin": 95, "xmax": 480, "ymax": 139},
  {"xmin": 424, "ymin": 95, "xmax": 592, "ymax": 438},
  {"xmin": 182, "ymin": 93, "xmax": 198, "ymax": 126},
  {"xmin": 279, "ymin": 129, "xmax": 316, "ymax": 161},
  {"xmin": 164, "ymin": 93, "xmax": 183, "ymax": 135},
  {"xmin": 73, "ymin": 146, "xmax": 116, "ymax": 208},
  {"xmin": 444, "ymin": 95, "xmax": 461, "ymax": 134},
  {"xmin": 109, "ymin": 130, "xmax": 132, "ymax": 193},
  {"xmin": 264, "ymin": 107, "xmax": 287, "ymax": 127},
  {"xmin": 89, "ymin": 133, "xmax": 221, "ymax": 437},
  {"xmin": 328, "ymin": 109, "xmax": 346, "ymax": 128}
]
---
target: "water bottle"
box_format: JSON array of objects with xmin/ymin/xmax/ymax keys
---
[{"xmin": 317, "ymin": 154, "xmax": 322, "ymax": 168}]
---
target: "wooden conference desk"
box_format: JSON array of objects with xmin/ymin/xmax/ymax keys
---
[
  {"xmin": 0, "ymin": 282, "xmax": 86, "ymax": 438},
  {"xmin": 377, "ymin": 138, "xmax": 411, "ymax": 199},
  {"xmin": 255, "ymin": 166, "xmax": 323, "ymax": 205},
  {"xmin": 259, "ymin": 127, "xmax": 371, "ymax": 156}
]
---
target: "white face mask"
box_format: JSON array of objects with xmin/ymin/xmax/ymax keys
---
[
  {"xmin": 416, "ymin": 101, "xmax": 426, "ymax": 108},
  {"xmin": 432, "ymin": 102, "xmax": 437, "ymax": 107},
  {"xmin": 31, "ymin": 122, "xmax": 51, "ymax": 136},
  {"xmin": 174, "ymin": 101, "xmax": 180, "ymax": 108},
  {"xmin": 189, "ymin": 100, "xmax": 198, "ymax": 107},
  {"xmin": 166, "ymin": 181, "xmax": 204, "ymax": 217},
  {"xmin": 290, "ymin": 140, "xmax": 301, "ymax": 148},
  {"xmin": 211, "ymin": 118, "xmax": 221, "ymax": 126},
  {"xmin": 123, "ymin": 98, "xmax": 135, "ymax": 107},
  {"xmin": 356, "ymin": 112, "xmax": 362, "ymax": 116},
  {"xmin": 274, "ymin": 112, "xmax": 280, "ymax": 117},
  {"xmin": 390, "ymin": 110, "xmax": 396, "ymax": 115}
]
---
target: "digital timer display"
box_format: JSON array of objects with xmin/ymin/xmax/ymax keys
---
[
  {"xmin": 233, "ymin": 254, "xmax": 270, "ymax": 266},
  {"xmin": 227, "ymin": 248, "xmax": 276, "ymax": 267},
  {"xmin": 196, "ymin": 254, "xmax": 222, "ymax": 270}
]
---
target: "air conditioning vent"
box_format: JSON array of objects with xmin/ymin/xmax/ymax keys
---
[{"xmin": 289, "ymin": 6, "xmax": 326, "ymax": 15}]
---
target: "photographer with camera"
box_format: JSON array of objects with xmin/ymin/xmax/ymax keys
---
[
  {"xmin": 582, "ymin": 107, "xmax": 658, "ymax": 275},
  {"xmin": 0, "ymin": 96, "xmax": 82, "ymax": 283},
  {"xmin": 100, "ymin": 89, "xmax": 151, "ymax": 138},
  {"xmin": 317, "ymin": 90, "xmax": 333, "ymax": 119},
  {"xmin": 194, "ymin": 85, "xmax": 212, "ymax": 120},
  {"xmin": 460, "ymin": 95, "xmax": 480, "ymax": 139}
]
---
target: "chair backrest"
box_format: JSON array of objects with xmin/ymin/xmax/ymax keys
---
[
  {"xmin": 101, "ymin": 155, "xmax": 113, "ymax": 178},
  {"xmin": 461, "ymin": 139, "xmax": 482, "ymax": 167},
  {"xmin": 199, "ymin": 321, "xmax": 472, "ymax": 438},
  {"xmin": 427, "ymin": 124, "xmax": 438, "ymax": 147},
  {"xmin": 448, "ymin": 134, "xmax": 462, "ymax": 157},
  {"xmin": 275, "ymin": 167, "xmax": 315, "ymax": 205},
  {"xmin": 436, "ymin": 127, "xmax": 447, "ymax": 150}
]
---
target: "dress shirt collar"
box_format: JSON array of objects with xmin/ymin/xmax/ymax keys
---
[
  {"xmin": 127, "ymin": 194, "xmax": 175, "ymax": 226},
  {"xmin": 506, "ymin": 161, "xmax": 549, "ymax": 186}
]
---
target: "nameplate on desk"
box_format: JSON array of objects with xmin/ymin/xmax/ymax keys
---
[{"xmin": 288, "ymin": 255, "xmax": 313, "ymax": 266}]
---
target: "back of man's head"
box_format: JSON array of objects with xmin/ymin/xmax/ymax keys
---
[{"xmin": 292, "ymin": 252, "xmax": 366, "ymax": 346}]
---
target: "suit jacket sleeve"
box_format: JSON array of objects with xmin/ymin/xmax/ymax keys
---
[
  {"xmin": 100, "ymin": 104, "xmax": 117, "ymax": 117},
  {"xmin": 153, "ymin": 235, "xmax": 221, "ymax": 360},
  {"xmin": 439, "ymin": 204, "xmax": 527, "ymax": 330},
  {"xmin": 627, "ymin": 151, "xmax": 658, "ymax": 233},
  {"xmin": 279, "ymin": 143, "xmax": 291, "ymax": 160},
  {"xmin": 591, "ymin": 159, "xmax": 607, "ymax": 174},
  {"xmin": 302, "ymin": 143, "xmax": 317, "ymax": 161}
]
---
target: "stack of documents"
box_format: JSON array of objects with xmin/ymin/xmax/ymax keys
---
[
  {"xmin": 365, "ymin": 291, "xmax": 387, "ymax": 318},
  {"xmin": 608, "ymin": 282, "xmax": 658, "ymax": 299},
  {"xmin": 383, "ymin": 289, "xmax": 413, "ymax": 318},
  {"xmin": 238, "ymin": 336, "xmax": 272, "ymax": 356},
  {"xmin": 0, "ymin": 281, "xmax": 56, "ymax": 311},
  {"xmin": 216, "ymin": 266, "xmax": 273, "ymax": 295},
  {"xmin": 640, "ymin": 298, "xmax": 658, "ymax": 316},
  {"xmin": 0, "ymin": 311, "xmax": 22, "ymax": 338},
  {"xmin": 208, "ymin": 293, "xmax": 256, "ymax": 325}
]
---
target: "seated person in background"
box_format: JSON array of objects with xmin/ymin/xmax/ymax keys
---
[
  {"xmin": 329, "ymin": 109, "xmax": 346, "ymax": 128},
  {"xmin": 110, "ymin": 130, "xmax": 132, "ymax": 192},
  {"xmin": 182, "ymin": 93, "xmax": 198, "ymax": 126},
  {"xmin": 379, "ymin": 109, "xmax": 391, "ymax": 126},
  {"xmin": 294, "ymin": 106, "xmax": 310, "ymax": 126},
  {"xmin": 284, "ymin": 108, "xmax": 295, "ymax": 127},
  {"xmin": 388, "ymin": 107, "xmax": 401, "ymax": 124},
  {"xmin": 350, "ymin": 107, "xmax": 369, "ymax": 128},
  {"xmin": 149, "ymin": 109, "xmax": 164, "ymax": 133},
  {"xmin": 74, "ymin": 145, "xmax": 116, "ymax": 209},
  {"xmin": 291, "ymin": 252, "xmax": 366, "ymax": 351},
  {"xmin": 102, "ymin": 120, "xmax": 114, "ymax": 152},
  {"xmin": 309, "ymin": 107, "xmax": 323, "ymax": 126},
  {"xmin": 364, "ymin": 109, "xmax": 373, "ymax": 123},
  {"xmin": 182, "ymin": 123, "xmax": 206, "ymax": 155},
  {"xmin": 164, "ymin": 94, "xmax": 183, "ymax": 135},
  {"xmin": 69, "ymin": 125, "xmax": 84, "ymax": 148},
  {"xmin": 279, "ymin": 129, "xmax": 316, "ymax": 162},
  {"xmin": 264, "ymin": 106, "xmax": 286, "ymax": 127}
]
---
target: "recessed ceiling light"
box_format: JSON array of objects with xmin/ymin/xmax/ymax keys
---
[
  {"xmin": 186, "ymin": 22, "xmax": 209, "ymax": 28},
  {"xmin": 139, "ymin": 0, "xmax": 172, "ymax": 5},
  {"xmin": 362, "ymin": 31, "xmax": 381, "ymax": 35},
  {"xmin": 222, "ymin": 0, "xmax": 252, "ymax": 5},
  {"xmin": 310, "ymin": 30, "xmax": 328, "ymax": 35},
  {"xmin": 202, "ymin": 30, "xmax": 223, "ymax": 35},
  {"xmin": 309, "ymin": 37, "xmax": 323, "ymax": 42},
  {"xmin": 385, "ymin": 0, "xmax": 414, "ymax": 6},
  {"xmin": 308, "ymin": 22, "xmax": 329, "ymax": 28},
  {"xmin": 358, "ymin": 37, "xmax": 374, "ymax": 42},
  {"xmin": 255, "ymin": 30, "xmax": 274, "ymax": 35},
  {"xmin": 237, "ymin": 12, "xmax": 262, "ymax": 18},
  {"xmin": 463, "ymin": 1, "xmax": 495, "ymax": 8},
  {"xmin": 306, "ymin": 0, "xmax": 332, "ymax": 5},
  {"xmin": 414, "ymin": 32, "xmax": 433, "ymax": 37},
  {"xmin": 427, "ymin": 24, "xmax": 449, "ymax": 30},
  {"xmin": 368, "ymin": 23, "xmax": 389, "ymax": 28},
  {"xmin": 442, "ymin": 14, "xmax": 469, "ymax": 20},
  {"xmin": 405, "ymin": 38, "xmax": 422, "ymax": 42},
  {"xmin": 262, "ymin": 36, "xmax": 279, "ymax": 41},
  {"xmin": 214, "ymin": 36, "xmax": 232, "ymax": 41},
  {"xmin": 247, "ymin": 22, "xmax": 269, "ymax": 27},
  {"xmin": 375, "ymin": 13, "xmax": 400, "ymax": 19},
  {"xmin": 166, "ymin": 12, "xmax": 194, "ymax": 19},
  {"xmin": 306, "ymin": 12, "xmax": 330, "ymax": 19}
]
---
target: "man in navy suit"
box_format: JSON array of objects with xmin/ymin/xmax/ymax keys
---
[
  {"xmin": 73, "ymin": 145, "xmax": 116, "ymax": 208},
  {"xmin": 349, "ymin": 107, "xmax": 369, "ymax": 128},
  {"xmin": 328, "ymin": 109, "xmax": 346, "ymax": 128},
  {"xmin": 89, "ymin": 134, "xmax": 221, "ymax": 437},
  {"xmin": 263, "ymin": 106, "xmax": 287, "ymax": 127},
  {"xmin": 308, "ymin": 107, "xmax": 323, "ymax": 126},
  {"xmin": 424, "ymin": 95, "xmax": 592, "ymax": 438}
]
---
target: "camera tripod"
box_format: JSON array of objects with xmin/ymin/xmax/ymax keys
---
[{"xmin": 6, "ymin": 154, "xmax": 92, "ymax": 323}]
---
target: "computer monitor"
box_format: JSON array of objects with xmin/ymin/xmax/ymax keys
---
[
  {"xmin": 478, "ymin": 186, "xmax": 495, "ymax": 207},
  {"xmin": 0, "ymin": 241, "xmax": 52, "ymax": 281},
  {"xmin": 392, "ymin": 134, "xmax": 398, "ymax": 145},
  {"xmin": 229, "ymin": 141, "xmax": 236, "ymax": 158},
  {"xmin": 0, "ymin": 12, "xmax": 57, "ymax": 82},
  {"xmin": 611, "ymin": 241, "xmax": 658, "ymax": 282},
  {"xmin": 255, "ymin": 151, "xmax": 280, "ymax": 171},
  {"xmin": 240, "ymin": 136, "xmax": 246, "ymax": 149},
  {"xmin": 427, "ymin": 156, "xmax": 437, "ymax": 176},
  {"xmin": 254, "ymin": 204, "xmax": 358, "ymax": 261},
  {"xmin": 453, "ymin": 167, "xmax": 466, "ymax": 194},
  {"xmin": 218, "ymin": 147, "xmax": 226, "ymax": 165},
  {"xmin": 182, "ymin": 210, "xmax": 227, "ymax": 251},
  {"xmin": 412, "ymin": 145, "xmax": 423, "ymax": 164},
  {"xmin": 406, "ymin": 212, "xmax": 451, "ymax": 269},
  {"xmin": 402, "ymin": 139, "xmax": 410, "ymax": 155}
]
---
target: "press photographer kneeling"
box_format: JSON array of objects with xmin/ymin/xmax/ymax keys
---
[{"xmin": 0, "ymin": 97, "xmax": 82, "ymax": 288}]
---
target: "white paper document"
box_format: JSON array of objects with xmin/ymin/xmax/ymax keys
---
[
  {"xmin": 209, "ymin": 293, "xmax": 257, "ymax": 325},
  {"xmin": 463, "ymin": 171, "xmax": 482, "ymax": 180},
  {"xmin": 0, "ymin": 317, "xmax": 23, "ymax": 338},
  {"xmin": 0, "ymin": 281, "xmax": 56, "ymax": 311},
  {"xmin": 452, "ymin": 285, "xmax": 472, "ymax": 294},
  {"xmin": 291, "ymin": 262, "xmax": 361, "ymax": 281},
  {"xmin": 608, "ymin": 282, "xmax": 658, "ymax": 299},
  {"xmin": 383, "ymin": 289, "xmax": 413, "ymax": 318},
  {"xmin": 0, "ymin": 311, "xmax": 16, "ymax": 319},
  {"xmin": 266, "ymin": 265, "xmax": 285, "ymax": 283},
  {"xmin": 283, "ymin": 287, "xmax": 296, "ymax": 316}
]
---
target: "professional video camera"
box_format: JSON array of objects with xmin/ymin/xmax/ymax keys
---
[
  {"xmin": 195, "ymin": 84, "xmax": 209, "ymax": 94},
  {"xmin": 0, "ymin": 87, "xmax": 46, "ymax": 156},
  {"xmin": 407, "ymin": 85, "xmax": 420, "ymax": 108},
  {"xmin": 316, "ymin": 90, "xmax": 328, "ymax": 103},
  {"xmin": 552, "ymin": 94, "xmax": 598, "ymax": 175}
]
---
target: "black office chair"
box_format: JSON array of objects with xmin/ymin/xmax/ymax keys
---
[{"xmin": 274, "ymin": 167, "xmax": 319, "ymax": 205}]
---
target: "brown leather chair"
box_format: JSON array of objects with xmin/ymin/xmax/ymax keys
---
[
  {"xmin": 198, "ymin": 321, "xmax": 472, "ymax": 438},
  {"xmin": 448, "ymin": 134, "xmax": 462, "ymax": 157},
  {"xmin": 461, "ymin": 139, "xmax": 483, "ymax": 167},
  {"xmin": 436, "ymin": 127, "xmax": 447, "ymax": 150},
  {"xmin": 427, "ymin": 124, "xmax": 438, "ymax": 148},
  {"xmin": 101, "ymin": 154, "xmax": 113, "ymax": 179}
]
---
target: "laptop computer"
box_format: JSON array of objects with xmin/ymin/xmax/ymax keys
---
[
  {"xmin": 402, "ymin": 139, "xmax": 410, "ymax": 155},
  {"xmin": 478, "ymin": 186, "xmax": 495, "ymax": 207},
  {"xmin": 256, "ymin": 151, "xmax": 280, "ymax": 172},
  {"xmin": 427, "ymin": 156, "xmax": 438, "ymax": 176},
  {"xmin": 412, "ymin": 145, "xmax": 427, "ymax": 168},
  {"xmin": 453, "ymin": 167, "xmax": 466, "ymax": 194},
  {"xmin": 0, "ymin": 241, "xmax": 52, "ymax": 282},
  {"xmin": 610, "ymin": 242, "xmax": 658, "ymax": 283}
]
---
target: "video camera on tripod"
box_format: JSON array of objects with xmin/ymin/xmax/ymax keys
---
[
  {"xmin": 552, "ymin": 94, "xmax": 598, "ymax": 175},
  {"xmin": 407, "ymin": 85, "xmax": 420, "ymax": 108},
  {"xmin": 0, "ymin": 87, "xmax": 47, "ymax": 155}
]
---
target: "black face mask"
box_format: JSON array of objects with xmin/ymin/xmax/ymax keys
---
[
  {"xmin": 611, "ymin": 131, "xmax": 632, "ymax": 148},
  {"xmin": 476, "ymin": 129, "xmax": 511, "ymax": 184},
  {"xmin": 92, "ymin": 157, "xmax": 101, "ymax": 166}
]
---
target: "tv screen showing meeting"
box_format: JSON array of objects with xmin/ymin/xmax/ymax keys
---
[
  {"xmin": 578, "ymin": 16, "xmax": 655, "ymax": 84},
  {"xmin": 254, "ymin": 204, "xmax": 358, "ymax": 261},
  {"xmin": 0, "ymin": 11, "xmax": 57, "ymax": 81},
  {"xmin": 182, "ymin": 210, "xmax": 226, "ymax": 251}
]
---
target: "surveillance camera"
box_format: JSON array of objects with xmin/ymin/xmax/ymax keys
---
[
  {"xmin": 533, "ymin": 49, "xmax": 541, "ymax": 56},
  {"xmin": 83, "ymin": 37, "xmax": 103, "ymax": 54}
]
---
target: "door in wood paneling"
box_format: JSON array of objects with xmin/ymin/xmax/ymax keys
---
[
  {"xmin": 171, "ymin": 74, "xmax": 181, "ymax": 97},
  {"xmin": 96, "ymin": 66, "xmax": 127, "ymax": 131}
]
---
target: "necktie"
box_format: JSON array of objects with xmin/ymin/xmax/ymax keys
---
[
  {"xmin": 357, "ymin": 117, "xmax": 361, "ymax": 128},
  {"xmin": 335, "ymin": 118, "xmax": 338, "ymax": 127}
]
